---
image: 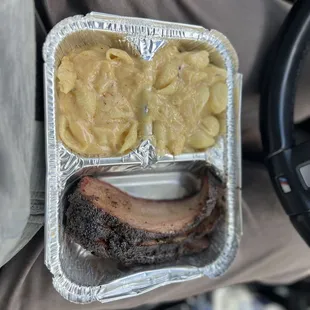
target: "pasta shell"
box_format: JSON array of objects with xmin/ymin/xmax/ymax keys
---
[
  {"xmin": 59, "ymin": 117, "xmax": 86, "ymax": 153},
  {"xmin": 188, "ymin": 130, "xmax": 215, "ymax": 150},
  {"xmin": 106, "ymin": 48, "xmax": 134, "ymax": 64},
  {"xmin": 94, "ymin": 61, "xmax": 114, "ymax": 94},
  {"xmin": 119, "ymin": 122, "xmax": 139, "ymax": 153},
  {"xmin": 184, "ymin": 50, "xmax": 209, "ymax": 69},
  {"xmin": 71, "ymin": 50, "xmax": 103, "ymax": 85},
  {"xmin": 153, "ymin": 121, "xmax": 167, "ymax": 154},
  {"xmin": 204, "ymin": 65, "xmax": 227, "ymax": 85},
  {"xmin": 208, "ymin": 82, "xmax": 228, "ymax": 114},
  {"xmin": 74, "ymin": 80, "xmax": 97, "ymax": 120},
  {"xmin": 156, "ymin": 77, "xmax": 179, "ymax": 95},
  {"xmin": 201, "ymin": 115, "xmax": 220, "ymax": 137},
  {"xmin": 194, "ymin": 83, "xmax": 210, "ymax": 115},
  {"xmin": 58, "ymin": 115, "xmax": 68, "ymax": 140},
  {"xmin": 181, "ymin": 68, "xmax": 209, "ymax": 84},
  {"xmin": 57, "ymin": 56, "xmax": 77, "ymax": 94},
  {"xmin": 168, "ymin": 135, "xmax": 186, "ymax": 155},
  {"xmin": 155, "ymin": 62, "xmax": 179, "ymax": 90},
  {"xmin": 58, "ymin": 92, "xmax": 76, "ymax": 115},
  {"xmin": 69, "ymin": 119, "xmax": 93, "ymax": 148}
]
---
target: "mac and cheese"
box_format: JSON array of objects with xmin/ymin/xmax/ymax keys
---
[{"xmin": 56, "ymin": 43, "xmax": 228, "ymax": 156}]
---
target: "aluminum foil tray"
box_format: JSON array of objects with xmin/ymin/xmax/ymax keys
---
[{"xmin": 43, "ymin": 12, "xmax": 243, "ymax": 304}]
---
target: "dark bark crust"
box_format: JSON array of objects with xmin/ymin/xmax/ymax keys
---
[{"xmin": 65, "ymin": 175, "xmax": 223, "ymax": 266}]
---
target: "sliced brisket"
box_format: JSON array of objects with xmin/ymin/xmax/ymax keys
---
[{"xmin": 66, "ymin": 174, "xmax": 222, "ymax": 266}]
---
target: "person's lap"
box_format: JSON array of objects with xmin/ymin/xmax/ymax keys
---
[{"xmin": 2, "ymin": 0, "xmax": 310, "ymax": 309}]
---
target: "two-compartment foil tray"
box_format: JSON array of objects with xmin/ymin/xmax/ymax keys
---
[{"xmin": 43, "ymin": 12, "xmax": 242, "ymax": 304}]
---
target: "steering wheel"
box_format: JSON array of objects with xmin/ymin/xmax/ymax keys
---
[{"xmin": 261, "ymin": 0, "xmax": 310, "ymax": 245}]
